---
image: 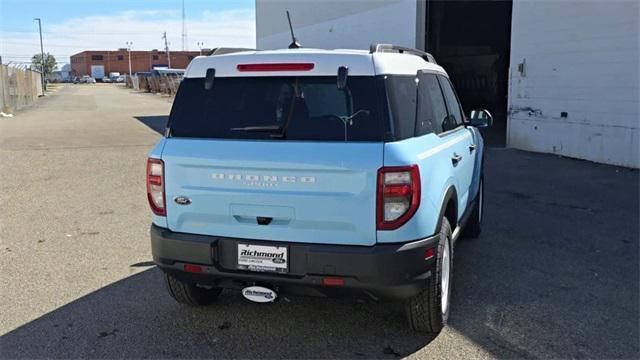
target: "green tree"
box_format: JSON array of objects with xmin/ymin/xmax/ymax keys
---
[{"xmin": 31, "ymin": 53, "xmax": 57, "ymax": 75}]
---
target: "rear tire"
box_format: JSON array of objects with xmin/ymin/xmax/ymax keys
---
[
  {"xmin": 165, "ymin": 273, "xmax": 222, "ymax": 306},
  {"xmin": 463, "ymin": 176, "xmax": 483, "ymax": 239},
  {"xmin": 405, "ymin": 217, "xmax": 453, "ymax": 334}
]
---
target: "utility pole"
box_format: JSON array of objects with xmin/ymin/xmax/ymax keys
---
[
  {"xmin": 34, "ymin": 18, "xmax": 46, "ymax": 94},
  {"xmin": 162, "ymin": 32, "xmax": 171, "ymax": 68},
  {"xmin": 125, "ymin": 41, "xmax": 133, "ymax": 77},
  {"xmin": 197, "ymin": 42, "xmax": 204, "ymax": 56}
]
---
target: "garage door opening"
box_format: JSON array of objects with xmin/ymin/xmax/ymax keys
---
[{"xmin": 425, "ymin": 0, "xmax": 512, "ymax": 146}]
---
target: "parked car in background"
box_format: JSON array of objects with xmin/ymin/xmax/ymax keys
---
[
  {"xmin": 147, "ymin": 45, "xmax": 492, "ymax": 334},
  {"xmin": 80, "ymin": 75, "xmax": 96, "ymax": 84}
]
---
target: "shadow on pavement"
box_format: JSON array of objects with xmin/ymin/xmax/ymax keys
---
[
  {"xmin": 0, "ymin": 268, "xmax": 432, "ymax": 359},
  {"xmin": 135, "ymin": 115, "xmax": 168, "ymax": 135},
  {"xmin": 1, "ymin": 149, "xmax": 638, "ymax": 359},
  {"xmin": 446, "ymin": 148, "xmax": 639, "ymax": 359}
]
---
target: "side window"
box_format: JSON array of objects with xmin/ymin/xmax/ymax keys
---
[
  {"xmin": 417, "ymin": 73, "xmax": 449, "ymax": 135},
  {"xmin": 438, "ymin": 76, "xmax": 464, "ymax": 131},
  {"xmin": 385, "ymin": 75, "xmax": 417, "ymax": 140}
]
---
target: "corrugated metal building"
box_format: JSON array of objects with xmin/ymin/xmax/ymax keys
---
[{"xmin": 256, "ymin": 0, "xmax": 639, "ymax": 168}]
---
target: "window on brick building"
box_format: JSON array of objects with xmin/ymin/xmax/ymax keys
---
[
  {"xmin": 91, "ymin": 55, "xmax": 104, "ymax": 61},
  {"xmin": 152, "ymin": 55, "xmax": 159, "ymax": 60},
  {"xmin": 117, "ymin": 55, "xmax": 124, "ymax": 61}
]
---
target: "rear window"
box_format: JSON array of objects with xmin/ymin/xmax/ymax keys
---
[{"xmin": 168, "ymin": 76, "xmax": 383, "ymax": 141}]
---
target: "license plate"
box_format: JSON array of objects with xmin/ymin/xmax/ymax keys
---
[{"xmin": 237, "ymin": 243, "xmax": 288, "ymax": 274}]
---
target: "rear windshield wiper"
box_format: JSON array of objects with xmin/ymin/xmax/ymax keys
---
[{"xmin": 230, "ymin": 125, "xmax": 283, "ymax": 132}]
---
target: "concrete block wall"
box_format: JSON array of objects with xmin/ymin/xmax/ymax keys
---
[{"xmin": 508, "ymin": 0, "xmax": 639, "ymax": 168}]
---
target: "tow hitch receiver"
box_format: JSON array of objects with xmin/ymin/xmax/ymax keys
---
[{"xmin": 242, "ymin": 286, "xmax": 277, "ymax": 303}]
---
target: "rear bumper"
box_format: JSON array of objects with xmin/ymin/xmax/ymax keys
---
[{"xmin": 150, "ymin": 224, "xmax": 439, "ymax": 300}]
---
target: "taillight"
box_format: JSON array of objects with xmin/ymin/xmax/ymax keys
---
[
  {"xmin": 146, "ymin": 158, "xmax": 166, "ymax": 216},
  {"xmin": 377, "ymin": 165, "xmax": 420, "ymax": 230}
]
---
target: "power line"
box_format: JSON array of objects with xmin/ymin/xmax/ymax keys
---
[
  {"xmin": 1, "ymin": 29, "xmax": 226, "ymax": 36},
  {"xmin": 0, "ymin": 54, "xmax": 73, "ymax": 58},
  {"xmin": 2, "ymin": 40, "xmax": 92, "ymax": 48},
  {"xmin": 2, "ymin": 52, "xmax": 197, "ymax": 59},
  {"xmin": 1, "ymin": 29, "xmax": 183, "ymax": 35}
]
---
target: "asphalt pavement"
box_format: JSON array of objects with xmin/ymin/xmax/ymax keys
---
[{"xmin": 0, "ymin": 84, "xmax": 638, "ymax": 359}]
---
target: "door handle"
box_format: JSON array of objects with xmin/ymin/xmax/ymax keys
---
[
  {"xmin": 451, "ymin": 153, "xmax": 462, "ymax": 166},
  {"xmin": 469, "ymin": 143, "xmax": 477, "ymax": 153}
]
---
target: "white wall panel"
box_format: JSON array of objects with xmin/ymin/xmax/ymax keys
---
[
  {"xmin": 256, "ymin": 0, "xmax": 418, "ymax": 50},
  {"xmin": 508, "ymin": 0, "xmax": 639, "ymax": 167}
]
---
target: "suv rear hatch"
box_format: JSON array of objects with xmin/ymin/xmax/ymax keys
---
[{"xmin": 161, "ymin": 75, "xmax": 385, "ymax": 246}]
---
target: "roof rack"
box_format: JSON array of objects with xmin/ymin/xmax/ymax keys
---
[
  {"xmin": 369, "ymin": 43, "xmax": 437, "ymax": 64},
  {"xmin": 206, "ymin": 47, "xmax": 256, "ymax": 56}
]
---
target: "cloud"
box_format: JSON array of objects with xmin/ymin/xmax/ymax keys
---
[{"xmin": 0, "ymin": 8, "xmax": 255, "ymax": 65}]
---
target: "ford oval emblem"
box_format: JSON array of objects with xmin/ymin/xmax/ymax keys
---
[
  {"xmin": 272, "ymin": 258, "xmax": 286, "ymax": 264},
  {"xmin": 173, "ymin": 196, "xmax": 192, "ymax": 205}
]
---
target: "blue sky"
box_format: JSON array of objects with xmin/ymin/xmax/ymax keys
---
[{"xmin": 0, "ymin": 0, "xmax": 255, "ymax": 65}]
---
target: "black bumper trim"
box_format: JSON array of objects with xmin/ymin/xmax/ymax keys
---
[{"xmin": 150, "ymin": 224, "xmax": 439, "ymax": 300}]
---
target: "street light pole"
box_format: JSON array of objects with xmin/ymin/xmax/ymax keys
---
[
  {"xmin": 34, "ymin": 18, "xmax": 45, "ymax": 94},
  {"xmin": 126, "ymin": 41, "xmax": 133, "ymax": 76}
]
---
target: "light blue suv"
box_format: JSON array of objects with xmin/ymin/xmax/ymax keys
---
[{"xmin": 146, "ymin": 44, "xmax": 491, "ymax": 334}]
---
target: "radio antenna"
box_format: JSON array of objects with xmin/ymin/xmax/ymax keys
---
[{"xmin": 286, "ymin": 11, "xmax": 301, "ymax": 49}]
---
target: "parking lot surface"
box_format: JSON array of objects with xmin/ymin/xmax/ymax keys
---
[{"xmin": 1, "ymin": 84, "xmax": 638, "ymax": 359}]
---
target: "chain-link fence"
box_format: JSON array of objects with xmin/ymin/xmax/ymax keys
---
[{"xmin": 0, "ymin": 65, "xmax": 43, "ymax": 113}]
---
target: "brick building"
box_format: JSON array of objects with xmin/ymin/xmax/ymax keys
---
[{"xmin": 70, "ymin": 49, "xmax": 201, "ymax": 77}]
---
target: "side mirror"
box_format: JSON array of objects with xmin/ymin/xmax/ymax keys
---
[
  {"xmin": 467, "ymin": 109, "xmax": 493, "ymax": 128},
  {"xmin": 337, "ymin": 66, "xmax": 348, "ymax": 89}
]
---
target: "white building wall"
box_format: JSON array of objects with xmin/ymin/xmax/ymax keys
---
[
  {"xmin": 256, "ymin": 0, "xmax": 418, "ymax": 50},
  {"xmin": 508, "ymin": 0, "xmax": 639, "ymax": 168},
  {"xmin": 256, "ymin": 0, "xmax": 640, "ymax": 168}
]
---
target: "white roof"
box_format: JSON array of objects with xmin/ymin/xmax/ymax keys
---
[{"xmin": 184, "ymin": 48, "xmax": 447, "ymax": 78}]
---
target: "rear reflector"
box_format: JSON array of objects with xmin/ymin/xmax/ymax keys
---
[
  {"xmin": 425, "ymin": 247, "xmax": 435, "ymax": 260},
  {"xmin": 323, "ymin": 277, "xmax": 345, "ymax": 286},
  {"xmin": 184, "ymin": 264, "xmax": 203, "ymax": 273},
  {"xmin": 236, "ymin": 63, "xmax": 315, "ymax": 72}
]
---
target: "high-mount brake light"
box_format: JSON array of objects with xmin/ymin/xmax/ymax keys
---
[
  {"xmin": 236, "ymin": 63, "xmax": 315, "ymax": 72},
  {"xmin": 146, "ymin": 158, "xmax": 166, "ymax": 216},
  {"xmin": 377, "ymin": 165, "xmax": 420, "ymax": 230}
]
